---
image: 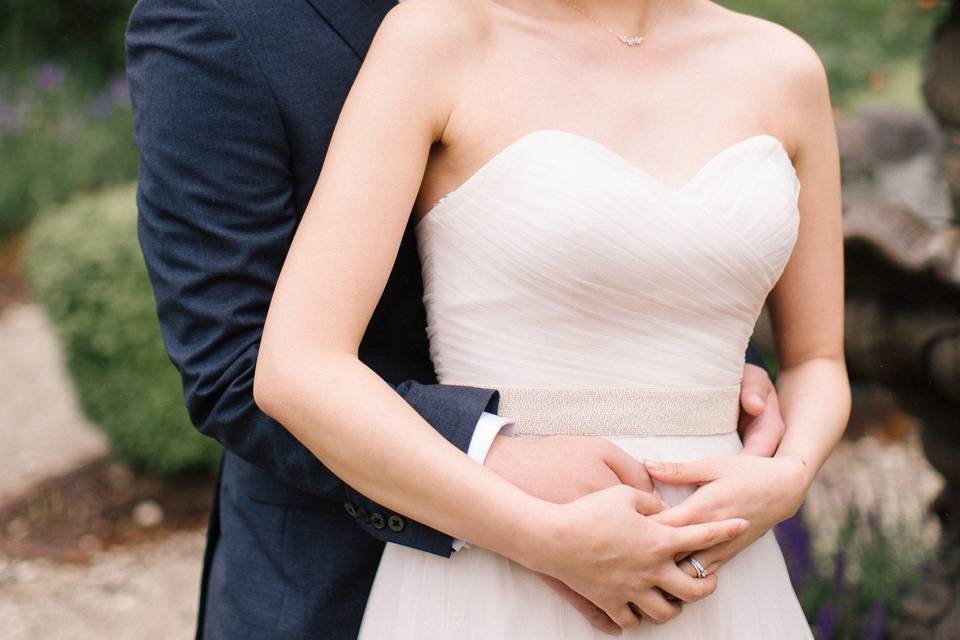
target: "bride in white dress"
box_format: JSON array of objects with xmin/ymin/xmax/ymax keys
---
[{"xmin": 254, "ymin": 0, "xmax": 850, "ymax": 637}]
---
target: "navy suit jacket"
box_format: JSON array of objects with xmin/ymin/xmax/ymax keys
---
[{"xmin": 126, "ymin": 0, "xmax": 766, "ymax": 637}]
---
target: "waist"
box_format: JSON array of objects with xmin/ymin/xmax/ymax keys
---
[{"xmin": 494, "ymin": 384, "xmax": 741, "ymax": 437}]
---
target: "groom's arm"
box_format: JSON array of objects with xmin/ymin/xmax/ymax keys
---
[{"xmin": 125, "ymin": 0, "xmax": 503, "ymax": 557}]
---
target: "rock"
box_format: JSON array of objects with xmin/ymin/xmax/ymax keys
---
[
  {"xmin": 933, "ymin": 601, "xmax": 960, "ymax": 640},
  {"xmin": 5, "ymin": 517, "xmax": 28, "ymax": 541},
  {"xmin": 902, "ymin": 582, "xmax": 953, "ymax": 623},
  {"xmin": 840, "ymin": 104, "xmax": 942, "ymax": 174},
  {"xmin": 132, "ymin": 501, "xmax": 164, "ymax": 529}
]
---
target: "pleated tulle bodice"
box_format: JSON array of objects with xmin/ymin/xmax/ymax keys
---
[{"xmin": 415, "ymin": 129, "xmax": 800, "ymax": 390}]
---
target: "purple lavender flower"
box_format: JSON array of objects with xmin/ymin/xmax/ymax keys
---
[
  {"xmin": 776, "ymin": 512, "xmax": 812, "ymax": 592},
  {"xmin": 814, "ymin": 601, "xmax": 838, "ymax": 640},
  {"xmin": 35, "ymin": 63, "xmax": 66, "ymax": 91},
  {"xmin": 831, "ymin": 548, "xmax": 847, "ymax": 592},
  {"xmin": 862, "ymin": 600, "xmax": 886, "ymax": 640}
]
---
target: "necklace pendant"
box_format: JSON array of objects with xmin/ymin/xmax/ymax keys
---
[{"xmin": 619, "ymin": 35, "xmax": 645, "ymax": 46}]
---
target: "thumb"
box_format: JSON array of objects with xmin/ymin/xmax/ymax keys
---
[
  {"xmin": 740, "ymin": 365, "xmax": 772, "ymax": 416},
  {"xmin": 603, "ymin": 446, "xmax": 655, "ymax": 493},
  {"xmin": 643, "ymin": 459, "xmax": 719, "ymax": 485},
  {"xmin": 741, "ymin": 392, "xmax": 766, "ymax": 417},
  {"xmin": 633, "ymin": 488, "xmax": 668, "ymax": 516}
]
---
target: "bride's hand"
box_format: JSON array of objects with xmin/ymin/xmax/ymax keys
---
[
  {"xmin": 531, "ymin": 485, "xmax": 749, "ymax": 631},
  {"xmin": 485, "ymin": 435, "xmax": 659, "ymax": 634},
  {"xmin": 644, "ymin": 455, "xmax": 811, "ymax": 577}
]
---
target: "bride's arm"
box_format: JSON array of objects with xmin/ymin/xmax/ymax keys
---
[
  {"xmin": 646, "ymin": 33, "xmax": 850, "ymax": 573},
  {"xmin": 254, "ymin": 2, "xmax": 746, "ymax": 628},
  {"xmin": 755, "ymin": 25, "xmax": 850, "ymax": 490},
  {"xmin": 254, "ymin": 4, "xmax": 539, "ymax": 559}
]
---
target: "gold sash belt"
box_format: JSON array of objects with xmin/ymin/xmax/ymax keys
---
[{"xmin": 495, "ymin": 384, "xmax": 741, "ymax": 437}]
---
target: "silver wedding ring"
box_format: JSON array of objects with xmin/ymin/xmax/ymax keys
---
[{"xmin": 685, "ymin": 555, "xmax": 708, "ymax": 579}]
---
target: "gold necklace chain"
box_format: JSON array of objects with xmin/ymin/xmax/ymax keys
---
[{"xmin": 561, "ymin": 0, "xmax": 668, "ymax": 47}]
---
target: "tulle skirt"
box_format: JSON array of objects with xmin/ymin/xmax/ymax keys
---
[{"xmin": 357, "ymin": 431, "xmax": 813, "ymax": 639}]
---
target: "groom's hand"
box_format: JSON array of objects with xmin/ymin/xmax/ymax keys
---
[
  {"xmin": 537, "ymin": 575, "xmax": 623, "ymax": 635},
  {"xmin": 484, "ymin": 434, "xmax": 657, "ymax": 503},
  {"xmin": 738, "ymin": 363, "xmax": 786, "ymax": 457},
  {"xmin": 484, "ymin": 435, "xmax": 659, "ymax": 633}
]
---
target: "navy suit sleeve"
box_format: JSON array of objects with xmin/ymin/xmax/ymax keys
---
[
  {"xmin": 125, "ymin": 0, "xmax": 494, "ymax": 557},
  {"xmin": 745, "ymin": 341, "xmax": 767, "ymax": 370}
]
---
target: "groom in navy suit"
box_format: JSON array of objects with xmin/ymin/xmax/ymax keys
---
[{"xmin": 126, "ymin": 0, "xmax": 785, "ymax": 637}]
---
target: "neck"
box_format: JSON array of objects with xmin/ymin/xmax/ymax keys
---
[{"xmin": 560, "ymin": 0, "xmax": 693, "ymax": 35}]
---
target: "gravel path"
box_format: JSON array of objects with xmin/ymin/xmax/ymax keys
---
[
  {"xmin": 0, "ymin": 304, "xmax": 107, "ymax": 504},
  {"xmin": 0, "ymin": 532, "xmax": 204, "ymax": 640},
  {"xmin": 0, "ymin": 303, "xmax": 203, "ymax": 639}
]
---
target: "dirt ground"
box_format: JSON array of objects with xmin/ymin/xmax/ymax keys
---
[{"xmin": 0, "ymin": 531, "xmax": 204, "ymax": 640}]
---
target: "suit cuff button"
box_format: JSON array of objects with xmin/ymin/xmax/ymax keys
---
[
  {"xmin": 343, "ymin": 502, "xmax": 359, "ymax": 517},
  {"xmin": 387, "ymin": 515, "xmax": 405, "ymax": 533},
  {"xmin": 370, "ymin": 512, "xmax": 386, "ymax": 530}
]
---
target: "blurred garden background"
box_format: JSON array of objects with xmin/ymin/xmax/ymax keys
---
[{"xmin": 1, "ymin": 0, "xmax": 958, "ymax": 638}]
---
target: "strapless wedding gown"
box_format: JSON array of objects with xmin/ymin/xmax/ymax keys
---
[{"xmin": 358, "ymin": 129, "xmax": 813, "ymax": 639}]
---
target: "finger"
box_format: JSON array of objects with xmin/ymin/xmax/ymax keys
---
[
  {"xmin": 649, "ymin": 480, "xmax": 731, "ymax": 528},
  {"xmin": 649, "ymin": 494, "xmax": 711, "ymax": 528},
  {"xmin": 643, "ymin": 458, "xmax": 721, "ymax": 485},
  {"xmin": 740, "ymin": 364, "xmax": 772, "ymax": 416},
  {"xmin": 738, "ymin": 416, "xmax": 785, "ymax": 457},
  {"xmin": 630, "ymin": 591, "xmax": 682, "ymax": 625},
  {"xmin": 602, "ymin": 445, "xmax": 655, "ymax": 493},
  {"xmin": 676, "ymin": 556, "xmax": 700, "ymax": 578},
  {"xmin": 538, "ymin": 575, "xmax": 621, "ymax": 635},
  {"xmin": 692, "ymin": 539, "xmax": 737, "ymax": 575},
  {"xmin": 633, "ymin": 488, "xmax": 668, "ymax": 516},
  {"xmin": 666, "ymin": 518, "xmax": 749, "ymax": 555},
  {"xmin": 657, "ymin": 563, "xmax": 718, "ymax": 603},
  {"xmin": 739, "ymin": 393, "xmax": 785, "ymax": 457},
  {"xmin": 608, "ymin": 603, "xmax": 642, "ymax": 631}
]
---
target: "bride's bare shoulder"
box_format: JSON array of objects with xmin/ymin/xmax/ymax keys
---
[
  {"xmin": 372, "ymin": 0, "xmax": 496, "ymax": 57},
  {"xmin": 707, "ymin": 4, "xmax": 831, "ymax": 147},
  {"xmin": 712, "ymin": 5, "xmax": 828, "ymax": 95},
  {"xmin": 714, "ymin": 5, "xmax": 823, "ymax": 73}
]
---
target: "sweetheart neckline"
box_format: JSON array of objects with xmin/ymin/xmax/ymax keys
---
[{"xmin": 416, "ymin": 128, "xmax": 799, "ymax": 229}]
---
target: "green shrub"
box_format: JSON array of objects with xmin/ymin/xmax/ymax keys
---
[
  {"xmin": 23, "ymin": 184, "xmax": 222, "ymax": 475},
  {"xmin": 1, "ymin": 70, "xmax": 139, "ymax": 239}
]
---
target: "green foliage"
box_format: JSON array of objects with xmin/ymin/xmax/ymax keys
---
[
  {"xmin": 0, "ymin": 70, "xmax": 139, "ymax": 239},
  {"xmin": 1, "ymin": 0, "xmax": 135, "ymax": 79},
  {"xmin": 23, "ymin": 185, "xmax": 222, "ymax": 476},
  {"xmin": 721, "ymin": 0, "xmax": 950, "ymax": 109}
]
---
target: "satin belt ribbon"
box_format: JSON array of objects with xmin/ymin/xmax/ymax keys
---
[{"xmin": 494, "ymin": 384, "xmax": 742, "ymax": 437}]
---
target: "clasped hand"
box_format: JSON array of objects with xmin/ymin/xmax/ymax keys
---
[
  {"xmin": 483, "ymin": 364, "xmax": 789, "ymax": 634},
  {"xmin": 646, "ymin": 453, "xmax": 811, "ymax": 579}
]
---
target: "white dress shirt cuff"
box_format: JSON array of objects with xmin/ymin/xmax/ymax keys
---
[{"xmin": 452, "ymin": 411, "xmax": 516, "ymax": 552}]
